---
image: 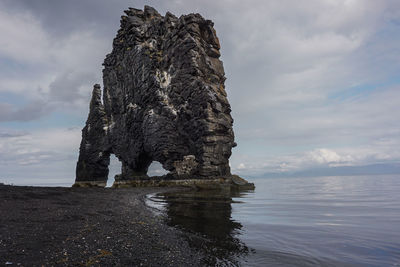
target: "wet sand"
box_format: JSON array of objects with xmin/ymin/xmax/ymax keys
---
[{"xmin": 0, "ymin": 184, "xmax": 202, "ymax": 266}]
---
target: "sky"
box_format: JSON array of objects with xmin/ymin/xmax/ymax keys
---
[{"xmin": 0, "ymin": 0, "xmax": 400, "ymax": 185}]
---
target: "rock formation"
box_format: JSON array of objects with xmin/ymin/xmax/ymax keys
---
[{"xmin": 74, "ymin": 6, "xmax": 239, "ymax": 187}]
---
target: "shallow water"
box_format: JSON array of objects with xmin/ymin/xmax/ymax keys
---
[{"xmin": 147, "ymin": 175, "xmax": 400, "ymax": 266}]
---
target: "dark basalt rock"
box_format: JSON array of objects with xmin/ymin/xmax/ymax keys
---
[{"xmin": 74, "ymin": 6, "xmax": 240, "ymax": 187}]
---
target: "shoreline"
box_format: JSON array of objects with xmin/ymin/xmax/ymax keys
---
[{"xmin": 0, "ymin": 184, "xmax": 203, "ymax": 266}]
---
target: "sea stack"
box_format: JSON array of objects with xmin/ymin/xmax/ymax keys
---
[{"xmin": 74, "ymin": 6, "xmax": 252, "ymax": 189}]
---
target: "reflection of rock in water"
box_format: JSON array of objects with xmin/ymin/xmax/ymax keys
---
[{"xmin": 159, "ymin": 190, "xmax": 252, "ymax": 265}]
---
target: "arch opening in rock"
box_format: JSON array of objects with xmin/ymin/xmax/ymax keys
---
[
  {"xmin": 107, "ymin": 154, "xmax": 122, "ymax": 187},
  {"xmin": 148, "ymin": 161, "xmax": 169, "ymax": 177}
]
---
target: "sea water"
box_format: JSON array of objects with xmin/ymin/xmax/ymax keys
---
[{"xmin": 147, "ymin": 175, "xmax": 400, "ymax": 266}]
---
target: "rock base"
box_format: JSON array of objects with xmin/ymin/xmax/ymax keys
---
[
  {"xmin": 72, "ymin": 175, "xmax": 255, "ymax": 191},
  {"xmin": 72, "ymin": 181, "xmax": 107, "ymax": 188},
  {"xmin": 113, "ymin": 175, "xmax": 254, "ymax": 191}
]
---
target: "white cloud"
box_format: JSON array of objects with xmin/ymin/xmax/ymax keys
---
[
  {"xmin": 0, "ymin": 127, "xmax": 81, "ymax": 165},
  {"xmin": 0, "ymin": 7, "xmax": 50, "ymax": 64},
  {"xmin": 0, "ymin": 3, "xmax": 108, "ymax": 70},
  {"xmin": 237, "ymin": 163, "xmax": 246, "ymax": 170},
  {"xmin": 231, "ymin": 140, "xmax": 400, "ymax": 176},
  {"xmin": 0, "ymin": 2, "xmax": 109, "ymax": 121},
  {"xmin": 0, "ymin": 127, "xmax": 82, "ymax": 184},
  {"xmin": 308, "ymin": 149, "xmax": 343, "ymax": 164}
]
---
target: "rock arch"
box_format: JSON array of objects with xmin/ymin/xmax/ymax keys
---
[{"xmin": 74, "ymin": 6, "xmax": 236, "ymax": 187}]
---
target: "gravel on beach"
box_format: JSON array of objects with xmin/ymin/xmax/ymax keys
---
[{"xmin": 0, "ymin": 184, "xmax": 202, "ymax": 266}]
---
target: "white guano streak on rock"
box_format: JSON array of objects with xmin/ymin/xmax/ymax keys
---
[
  {"xmin": 103, "ymin": 122, "xmax": 115, "ymax": 132},
  {"xmin": 155, "ymin": 69, "xmax": 171, "ymax": 89},
  {"xmin": 155, "ymin": 69, "xmax": 177, "ymax": 116},
  {"xmin": 127, "ymin": 103, "xmax": 138, "ymax": 109}
]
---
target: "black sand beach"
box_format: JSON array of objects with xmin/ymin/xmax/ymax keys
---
[{"xmin": 0, "ymin": 184, "xmax": 202, "ymax": 266}]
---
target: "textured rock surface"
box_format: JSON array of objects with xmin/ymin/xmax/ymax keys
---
[{"xmin": 75, "ymin": 6, "xmax": 237, "ymax": 186}]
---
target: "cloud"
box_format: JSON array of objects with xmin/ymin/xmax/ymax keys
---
[
  {"xmin": 308, "ymin": 149, "xmax": 344, "ymax": 164},
  {"xmin": 49, "ymin": 71, "xmax": 97, "ymax": 103},
  {"xmin": 0, "ymin": 1, "xmax": 109, "ymax": 122},
  {"xmin": 0, "ymin": 127, "xmax": 82, "ymax": 184},
  {"xmin": 0, "ymin": 6, "xmax": 50, "ymax": 64},
  {"xmin": 0, "ymin": 127, "xmax": 81, "ymax": 164},
  {"xmin": 237, "ymin": 163, "xmax": 246, "ymax": 170},
  {"xmin": 0, "ymin": 100, "xmax": 50, "ymax": 122},
  {"xmin": 0, "ymin": 132, "xmax": 26, "ymax": 138},
  {"xmin": 231, "ymin": 140, "xmax": 400, "ymax": 176}
]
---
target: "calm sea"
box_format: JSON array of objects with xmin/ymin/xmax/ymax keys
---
[{"xmin": 147, "ymin": 175, "xmax": 400, "ymax": 266}]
